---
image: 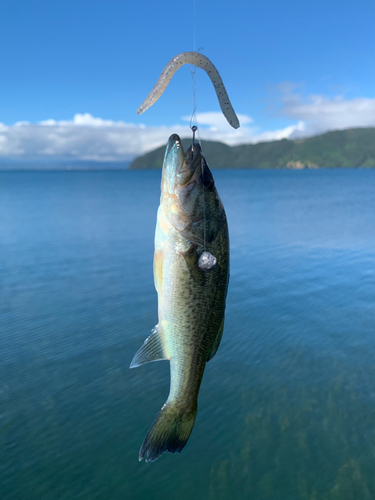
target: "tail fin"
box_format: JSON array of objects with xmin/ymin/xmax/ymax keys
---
[{"xmin": 139, "ymin": 402, "xmax": 197, "ymax": 462}]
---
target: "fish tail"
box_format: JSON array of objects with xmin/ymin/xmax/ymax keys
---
[{"xmin": 139, "ymin": 401, "xmax": 197, "ymax": 462}]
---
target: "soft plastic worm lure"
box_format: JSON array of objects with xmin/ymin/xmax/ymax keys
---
[{"xmin": 137, "ymin": 52, "xmax": 240, "ymax": 129}]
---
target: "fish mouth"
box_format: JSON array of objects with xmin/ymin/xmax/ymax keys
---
[
  {"xmin": 164, "ymin": 134, "xmax": 184, "ymax": 163},
  {"xmin": 162, "ymin": 135, "xmax": 185, "ymax": 190},
  {"xmin": 179, "ymin": 141, "xmax": 202, "ymax": 186},
  {"xmin": 184, "ymin": 142, "xmax": 202, "ymax": 168},
  {"xmin": 162, "ymin": 135, "xmax": 202, "ymax": 189}
]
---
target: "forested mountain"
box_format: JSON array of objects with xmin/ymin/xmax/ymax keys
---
[{"xmin": 129, "ymin": 128, "xmax": 375, "ymax": 169}]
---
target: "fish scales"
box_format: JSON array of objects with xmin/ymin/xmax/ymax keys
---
[{"xmin": 130, "ymin": 134, "xmax": 229, "ymax": 462}]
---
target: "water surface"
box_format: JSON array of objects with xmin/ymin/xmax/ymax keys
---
[{"xmin": 0, "ymin": 169, "xmax": 374, "ymax": 500}]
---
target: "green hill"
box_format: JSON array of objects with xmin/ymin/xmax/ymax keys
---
[{"xmin": 129, "ymin": 128, "xmax": 375, "ymax": 169}]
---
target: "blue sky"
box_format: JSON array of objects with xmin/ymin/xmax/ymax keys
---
[{"xmin": 0, "ymin": 0, "xmax": 374, "ymax": 161}]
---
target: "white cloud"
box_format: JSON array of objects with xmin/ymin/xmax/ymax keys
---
[
  {"xmin": 184, "ymin": 112, "xmax": 253, "ymax": 129},
  {"xmin": 277, "ymin": 86, "xmax": 375, "ymax": 137},
  {"xmin": 0, "ymin": 114, "xmax": 189, "ymax": 161},
  {"xmin": 0, "ymin": 89, "xmax": 374, "ymax": 162}
]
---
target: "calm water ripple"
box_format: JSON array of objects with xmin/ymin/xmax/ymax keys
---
[{"xmin": 0, "ymin": 169, "xmax": 374, "ymax": 500}]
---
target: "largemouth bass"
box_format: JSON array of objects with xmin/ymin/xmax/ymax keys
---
[{"xmin": 130, "ymin": 134, "xmax": 229, "ymax": 462}]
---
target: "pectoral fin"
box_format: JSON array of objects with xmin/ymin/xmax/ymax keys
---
[
  {"xmin": 130, "ymin": 326, "xmax": 168, "ymax": 368},
  {"xmin": 207, "ymin": 316, "xmax": 225, "ymax": 361},
  {"xmin": 180, "ymin": 245, "xmax": 205, "ymax": 285}
]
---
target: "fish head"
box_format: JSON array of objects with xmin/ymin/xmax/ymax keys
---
[{"xmin": 161, "ymin": 134, "xmax": 215, "ymax": 230}]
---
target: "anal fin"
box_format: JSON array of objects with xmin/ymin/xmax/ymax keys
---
[{"xmin": 130, "ymin": 326, "xmax": 168, "ymax": 368}]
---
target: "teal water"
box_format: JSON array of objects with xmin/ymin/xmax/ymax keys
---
[{"xmin": 0, "ymin": 169, "xmax": 374, "ymax": 500}]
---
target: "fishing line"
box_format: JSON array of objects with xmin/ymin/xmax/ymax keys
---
[
  {"xmin": 189, "ymin": 66, "xmax": 198, "ymax": 136},
  {"xmin": 190, "ymin": 123, "xmax": 207, "ymax": 253},
  {"xmin": 190, "ymin": 0, "xmax": 208, "ymax": 254},
  {"xmin": 201, "ymin": 156, "xmax": 207, "ymax": 252},
  {"xmin": 193, "ymin": 0, "xmax": 196, "ymax": 52},
  {"xmin": 189, "ymin": 0, "xmax": 199, "ymax": 140},
  {"xmin": 190, "ymin": 0, "xmax": 206, "ymax": 251}
]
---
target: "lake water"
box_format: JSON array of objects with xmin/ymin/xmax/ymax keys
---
[{"xmin": 0, "ymin": 169, "xmax": 374, "ymax": 500}]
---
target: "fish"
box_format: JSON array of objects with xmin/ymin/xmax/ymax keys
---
[
  {"xmin": 130, "ymin": 134, "xmax": 230, "ymax": 462},
  {"xmin": 137, "ymin": 52, "xmax": 240, "ymax": 129}
]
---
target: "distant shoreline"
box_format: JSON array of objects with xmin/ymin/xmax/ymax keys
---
[
  {"xmin": 129, "ymin": 128, "xmax": 375, "ymax": 170},
  {"xmin": 0, "ymin": 167, "xmax": 129, "ymax": 172},
  {"xmin": 0, "ymin": 166, "xmax": 373, "ymax": 172}
]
